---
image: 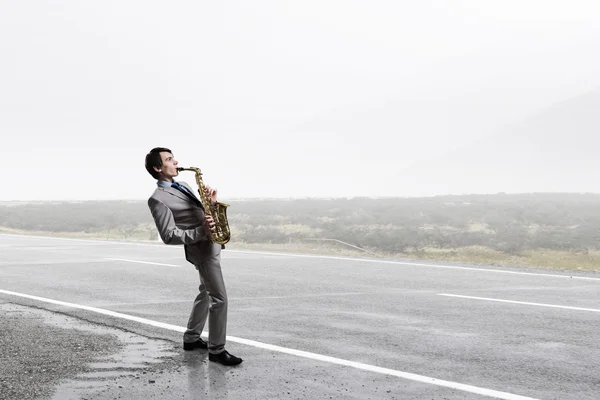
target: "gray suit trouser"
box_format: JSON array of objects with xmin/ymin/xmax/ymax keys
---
[{"xmin": 183, "ymin": 243, "xmax": 227, "ymax": 354}]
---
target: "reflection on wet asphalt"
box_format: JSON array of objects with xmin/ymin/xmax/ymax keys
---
[
  {"xmin": 51, "ymin": 322, "xmax": 177, "ymax": 400},
  {"xmin": 1, "ymin": 303, "xmax": 257, "ymax": 400},
  {"xmin": 0, "ymin": 303, "xmax": 178, "ymax": 400}
]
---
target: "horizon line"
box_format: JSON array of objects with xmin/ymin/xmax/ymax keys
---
[{"xmin": 1, "ymin": 191, "xmax": 600, "ymax": 203}]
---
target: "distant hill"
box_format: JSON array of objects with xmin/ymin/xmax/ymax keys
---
[{"xmin": 394, "ymin": 88, "xmax": 600, "ymax": 196}]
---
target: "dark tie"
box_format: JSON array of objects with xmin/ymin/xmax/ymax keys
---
[{"xmin": 171, "ymin": 182, "xmax": 203, "ymax": 209}]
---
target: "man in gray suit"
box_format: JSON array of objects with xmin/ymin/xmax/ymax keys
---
[{"xmin": 145, "ymin": 147, "xmax": 242, "ymax": 366}]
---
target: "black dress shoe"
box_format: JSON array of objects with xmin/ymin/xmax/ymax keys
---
[
  {"xmin": 209, "ymin": 350, "xmax": 243, "ymax": 366},
  {"xmin": 183, "ymin": 338, "xmax": 208, "ymax": 351}
]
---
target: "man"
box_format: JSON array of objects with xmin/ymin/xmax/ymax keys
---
[{"xmin": 144, "ymin": 147, "xmax": 242, "ymax": 366}]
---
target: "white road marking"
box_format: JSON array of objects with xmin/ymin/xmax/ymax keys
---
[
  {"xmin": 231, "ymin": 292, "xmax": 367, "ymax": 300},
  {"xmin": 104, "ymin": 258, "xmax": 181, "ymax": 268},
  {"xmin": 89, "ymin": 293, "xmax": 370, "ymax": 305},
  {"xmin": 97, "ymin": 300, "xmax": 192, "ymax": 307},
  {"xmin": 241, "ymin": 250, "xmax": 600, "ymax": 281},
  {"xmin": 0, "ymin": 288, "xmax": 539, "ymax": 400},
  {"xmin": 0, "ymin": 259, "xmax": 101, "ymax": 266},
  {"xmin": 439, "ymin": 294, "xmax": 600, "ymax": 313},
  {"xmin": 2, "ymin": 233, "xmax": 599, "ymax": 282},
  {"xmin": 0, "ymin": 233, "xmax": 165, "ymax": 247}
]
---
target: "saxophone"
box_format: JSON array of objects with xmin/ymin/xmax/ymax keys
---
[{"xmin": 176, "ymin": 167, "xmax": 231, "ymax": 245}]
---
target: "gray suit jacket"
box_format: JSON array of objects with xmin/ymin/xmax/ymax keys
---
[{"xmin": 148, "ymin": 181, "xmax": 217, "ymax": 265}]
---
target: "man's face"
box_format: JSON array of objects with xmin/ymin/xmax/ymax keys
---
[{"xmin": 155, "ymin": 152, "xmax": 179, "ymax": 181}]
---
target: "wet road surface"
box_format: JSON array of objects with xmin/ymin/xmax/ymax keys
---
[{"xmin": 1, "ymin": 234, "xmax": 599, "ymax": 399}]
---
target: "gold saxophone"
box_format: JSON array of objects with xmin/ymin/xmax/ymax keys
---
[{"xmin": 176, "ymin": 167, "xmax": 231, "ymax": 245}]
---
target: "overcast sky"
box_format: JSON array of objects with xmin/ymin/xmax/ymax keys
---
[{"xmin": 2, "ymin": 1, "xmax": 600, "ymax": 200}]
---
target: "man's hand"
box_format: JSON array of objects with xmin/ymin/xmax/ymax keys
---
[
  {"xmin": 204, "ymin": 185, "xmax": 217, "ymax": 205},
  {"xmin": 203, "ymin": 215, "xmax": 216, "ymax": 235}
]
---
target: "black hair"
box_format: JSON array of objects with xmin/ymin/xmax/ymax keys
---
[{"xmin": 145, "ymin": 147, "xmax": 172, "ymax": 179}]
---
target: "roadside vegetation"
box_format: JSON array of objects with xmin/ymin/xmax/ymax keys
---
[{"xmin": 1, "ymin": 193, "xmax": 599, "ymax": 271}]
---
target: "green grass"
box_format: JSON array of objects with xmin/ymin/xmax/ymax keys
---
[{"xmin": 392, "ymin": 246, "xmax": 600, "ymax": 271}]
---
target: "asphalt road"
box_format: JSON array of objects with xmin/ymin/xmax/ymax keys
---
[{"xmin": 1, "ymin": 234, "xmax": 599, "ymax": 400}]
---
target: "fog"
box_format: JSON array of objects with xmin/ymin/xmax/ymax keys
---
[{"xmin": 2, "ymin": 0, "xmax": 600, "ymax": 200}]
